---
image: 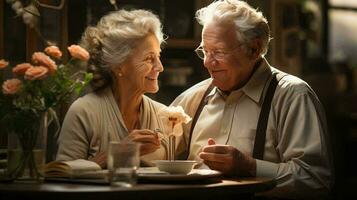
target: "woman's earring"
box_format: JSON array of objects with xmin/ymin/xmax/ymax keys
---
[{"xmin": 118, "ymin": 72, "xmax": 123, "ymax": 77}]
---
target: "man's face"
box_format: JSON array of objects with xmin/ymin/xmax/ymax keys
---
[{"xmin": 201, "ymin": 22, "xmax": 257, "ymax": 92}]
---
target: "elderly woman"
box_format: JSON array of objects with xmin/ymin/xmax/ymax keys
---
[{"xmin": 57, "ymin": 9, "xmax": 167, "ymax": 168}]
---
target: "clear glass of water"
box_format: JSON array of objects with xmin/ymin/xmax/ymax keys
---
[{"xmin": 107, "ymin": 141, "xmax": 140, "ymax": 187}]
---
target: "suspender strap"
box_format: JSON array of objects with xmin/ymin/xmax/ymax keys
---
[
  {"xmin": 253, "ymin": 74, "xmax": 278, "ymax": 159},
  {"xmin": 185, "ymin": 82, "xmax": 214, "ymax": 159},
  {"xmin": 186, "ymin": 73, "xmax": 278, "ymax": 160}
]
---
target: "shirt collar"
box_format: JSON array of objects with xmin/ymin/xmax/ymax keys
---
[
  {"xmin": 242, "ymin": 57, "xmax": 272, "ymax": 104},
  {"xmin": 206, "ymin": 85, "xmax": 219, "ymax": 100}
]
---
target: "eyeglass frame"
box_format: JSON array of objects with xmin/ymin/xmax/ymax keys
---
[{"xmin": 194, "ymin": 44, "xmax": 242, "ymax": 61}]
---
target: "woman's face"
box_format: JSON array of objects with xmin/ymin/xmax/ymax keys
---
[{"xmin": 118, "ymin": 33, "xmax": 163, "ymax": 94}]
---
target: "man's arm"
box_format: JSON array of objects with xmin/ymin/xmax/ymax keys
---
[{"xmin": 257, "ymin": 90, "xmax": 332, "ymax": 198}]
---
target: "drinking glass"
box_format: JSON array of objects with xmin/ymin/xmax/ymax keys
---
[{"xmin": 107, "ymin": 141, "xmax": 140, "ymax": 187}]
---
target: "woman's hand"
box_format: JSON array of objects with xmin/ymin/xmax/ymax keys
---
[
  {"xmin": 89, "ymin": 151, "xmax": 107, "ymax": 169},
  {"xmin": 125, "ymin": 129, "xmax": 160, "ymax": 156}
]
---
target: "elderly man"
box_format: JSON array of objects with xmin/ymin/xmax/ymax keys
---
[{"xmin": 172, "ymin": 0, "xmax": 332, "ymax": 199}]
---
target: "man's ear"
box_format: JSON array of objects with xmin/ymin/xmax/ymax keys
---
[{"xmin": 249, "ymin": 38, "xmax": 263, "ymax": 59}]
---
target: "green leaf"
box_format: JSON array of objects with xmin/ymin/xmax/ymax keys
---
[{"xmin": 84, "ymin": 72, "xmax": 93, "ymax": 83}]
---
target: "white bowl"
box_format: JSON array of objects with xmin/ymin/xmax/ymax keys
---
[{"xmin": 154, "ymin": 160, "xmax": 198, "ymax": 174}]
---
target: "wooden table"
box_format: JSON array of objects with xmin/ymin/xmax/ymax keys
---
[{"xmin": 0, "ymin": 177, "xmax": 275, "ymax": 200}]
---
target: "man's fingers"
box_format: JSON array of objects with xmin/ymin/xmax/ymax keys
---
[
  {"xmin": 200, "ymin": 151, "xmax": 238, "ymax": 175},
  {"xmin": 208, "ymin": 138, "xmax": 216, "ymax": 145},
  {"xmin": 202, "ymin": 145, "xmax": 230, "ymax": 154},
  {"xmin": 199, "ymin": 152, "xmax": 229, "ymax": 163},
  {"xmin": 203, "ymin": 160, "xmax": 230, "ymax": 172}
]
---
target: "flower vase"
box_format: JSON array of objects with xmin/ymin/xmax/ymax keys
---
[{"xmin": 7, "ymin": 112, "xmax": 48, "ymax": 182}]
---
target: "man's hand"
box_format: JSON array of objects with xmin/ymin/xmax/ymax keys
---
[
  {"xmin": 126, "ymin": 129, "xmax": 160, "ymax": 156},
  {"xmin": 199, "ymin": 138, "xmax": 256, "ymax": 176}
]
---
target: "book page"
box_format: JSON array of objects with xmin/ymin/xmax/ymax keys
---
[
  {"xmin": 45, "ymin": 159, "xmax": 102, "ymax": 178},
  {"xmin": 65, "ymin": 159, "xmax": 102, "ymax": 172}
]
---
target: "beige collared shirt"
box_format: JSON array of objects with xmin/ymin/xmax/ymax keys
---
[{"xmin": 172, "ymin": 58, "xmax": 332, "ymax": 198}]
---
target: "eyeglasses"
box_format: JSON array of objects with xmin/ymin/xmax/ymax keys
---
[{"xmin": 194, "ymin": 45, "xmax": 240, "ymax": 61}]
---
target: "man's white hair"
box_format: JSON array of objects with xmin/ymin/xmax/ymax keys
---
[{"xmin": 196, "ymin": 0, "xmax": 271, "ymax": 56}]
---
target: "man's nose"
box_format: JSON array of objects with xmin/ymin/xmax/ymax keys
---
[{"xmin": 204, "ymin": 54, "xmax": 218, "ymax": 69}]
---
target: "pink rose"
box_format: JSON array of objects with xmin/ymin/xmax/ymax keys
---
[
  {"xmin": 12, "ymin": 63, "xmax": 33, "ymax": 75},
  {"xmin": 68, "ymin": 45, "xmax": 90, "ymax": 61},
  {"xmin": 32, "ymin": 52, "xmax": 57, "ymax": 75},
  {"xmin": 24, "ymin": 66, "xmax": 49, "ymax": 80},
  {"xmin": 0, "ymin": 59, "xmax": 9, "ymax": 69},
  {"xmin": 2, "ymin": 78, "xmax": 22, "ymax": 95},
  {"xmin": 44, "ymin": 46, "xmax": 62, "ymax": 59}
]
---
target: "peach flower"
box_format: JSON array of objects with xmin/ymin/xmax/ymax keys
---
[
  {"xmin": 12, "ymin": 63, "xmax": 33, "ymax": 75},
  {"xmin": 2, "ymin": 78, "xmax": 22, "ymax": 95},
  {"xmin": 24, "ymin": 66, "xmax": 49, "ymax": 80},
  {"xmin": 32, "ymin": 52, "xmax": 57, "ymax": 75},
  {"xmin": 68, "ymin": 45, "xmax": 90, "ymax": 61},
  {"xmin": 44, "ymin": 46, "xmax": 62, "ymax": 59},
  {"xmin": 0, "ymin": 59, "xmax": 9, "ymax": 69}
]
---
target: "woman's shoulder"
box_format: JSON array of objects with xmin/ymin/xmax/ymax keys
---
[
  {"xmin": 67, "ymin": 92, "xmax": 104, "ymax": 114},
  {"xmin": 143, "ymin": 95, "xmax": 167, "ymax": 110}
]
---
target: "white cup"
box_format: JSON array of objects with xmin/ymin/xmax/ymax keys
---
[{"xmin": 107, "ymin": 141, "xmax": 140, "ymax": 187}]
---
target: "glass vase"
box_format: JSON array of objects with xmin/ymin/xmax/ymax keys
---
[{"xmin": 6, "ymin": 112, "xmax": 48, "ymax": 182}]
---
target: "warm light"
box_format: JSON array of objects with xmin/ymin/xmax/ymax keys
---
[{"xmin": 330, "ymin": 0, "xmax": 357, "ymax": 8}]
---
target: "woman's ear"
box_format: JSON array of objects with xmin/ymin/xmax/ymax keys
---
[{"xmin": 111, "ymin": 66, "xmax": 123, "ymax": 78}]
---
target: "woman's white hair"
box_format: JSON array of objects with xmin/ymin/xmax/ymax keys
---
[
  {"xmin": 81, "ymin": 9, "xmax": 164, "ymax": 90},
  {"xmin": 196, "ymin": 0, "xmax": 271, "ymax": 56}
]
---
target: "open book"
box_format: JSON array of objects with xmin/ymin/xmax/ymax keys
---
[{"xmin": 44, "ymin": 159, "xmax": 107, "ymax": 179}]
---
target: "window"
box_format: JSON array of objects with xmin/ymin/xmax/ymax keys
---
[
  {"xmin": 328, "ymin": 0, "xmax": 357, "ymax": 64},
  {"xmin": 330, "ymin": 0, "xmax": 357, "ymax": 7}
]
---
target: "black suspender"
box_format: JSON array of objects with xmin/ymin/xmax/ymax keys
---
[
  {"xmin": 185, "ymin": 83, "xmax": 214, "ymax": 158},
  {"xmin": 186, "ymin": 73, "xmax": 278, "ymax": 160},
  {"xmin": 253, "ymin": 74, "xmax": 278, "ymax": 159}
]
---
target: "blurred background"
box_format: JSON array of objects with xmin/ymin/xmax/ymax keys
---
[{"xmin": 0, "ymin": 0, "xmax": 356, "ymax": 198}]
